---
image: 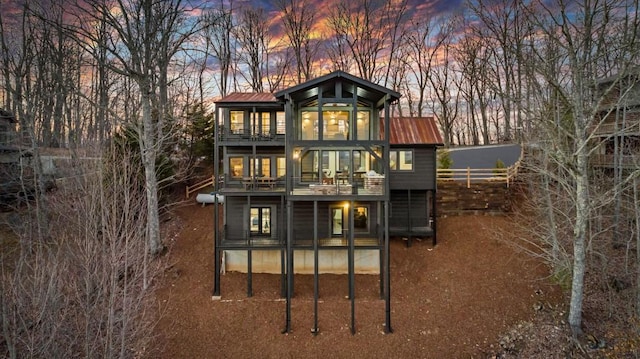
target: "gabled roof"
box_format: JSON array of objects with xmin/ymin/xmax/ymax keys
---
[
  {"xmin": 382, "ymin": 117, "xmax": 444, "ymax": 146},
  {"xmin": 274, "ymin": 71, "xmax": 401, "ymax": 105},
  {"xmin": 216, "ymin": 92, "xmax": 279, "ymax": 105}
]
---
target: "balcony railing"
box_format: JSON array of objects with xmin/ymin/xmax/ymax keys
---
[
  {"xmin": 591, "ymin": 154, "xmax": 640, "ymax": 168},
  {"xmin": 590, "ymin": 121, "xmax": 640, "ymax": 136},
  {"xmin": 218, "ymin": 127, "xmax": 284, "ymax": 142},
  {"xmin": 291, "ymin": 174, "xmax": 385, "ymax": 196}
]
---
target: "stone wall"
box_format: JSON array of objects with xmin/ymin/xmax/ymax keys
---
[{"xmin": 437, "ymin": 181, "xmax": 513, "ymax": 216}]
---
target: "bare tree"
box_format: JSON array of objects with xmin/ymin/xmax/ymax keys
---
[
  {"xmin": 204, "ymin": 0, "xmax": 235, "ymax": 97},
  {"xmin": 519, "ymin": 0, "xmax": 640, "ymax": 336},
  {"xmin": 70, "ymin": 0, "xmax": 199, "ymax": 256},
  {"xmin": 277, "ymin": 0, "xmax": 317, "ymax": 83},
  {"xmin": 235, "ymin": 6, "xmax": 269, "ymax": 92}
]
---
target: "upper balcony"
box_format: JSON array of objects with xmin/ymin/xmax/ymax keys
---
[
  {"xmin": 591, "ymin": 121, "xmax": 640, "ymax": 137},
  {"xmin": 217, "ymin": 126, "xmax": 285, "ymax": 143}
]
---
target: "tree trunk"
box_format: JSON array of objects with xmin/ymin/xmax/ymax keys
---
[
  {"xmin": 140, "ymin": 89, "xmax": 162, "ymax": 256},
  {"xmin": 568, "ymin": 142, "xmax": 589, "ymax": 336}
]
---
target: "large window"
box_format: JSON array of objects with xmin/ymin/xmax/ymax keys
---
[
  {"xmin": 230, "ymin": 111, "xmax": 244, "ymax": 133},
  {"xmin": 250, "ymin": 207, "xmax": 271, "ymax": 236},
  {"xmin": 251, "ymin": 112, "xmax": 270, "ymax": 135},
  {"xmin": 389, "ymin": 150, "xmax": 413, "ymax": 171},
  {"xmin": 301, "ymin": 111, "xmax": 318, "ymax": 140},
  {"xmin": 229, "ymin": 157, "xmax": 244, "ymax": 178},
  {"xmin": 322, "ymin": 110, "xmax": 349, "ymax": 140},
  {"xmin": 300, "ymin": 150, "xmax": 319, "ymax": 181},
  {"xmin": 356, "ymin": 111, "xmax": 370, "ymax": 140},
  {"xmin": 250, "ymin": 157, "xmax": 271, "ymax": 177}
]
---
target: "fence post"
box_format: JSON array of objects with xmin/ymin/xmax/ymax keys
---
[{"xmin": 466, "ymin": 167, "xmax": 471, "ymax": 188}]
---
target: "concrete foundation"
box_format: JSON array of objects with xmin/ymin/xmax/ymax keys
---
[{"xmin": 224, "ymin": 249, "xmax": 380, "ymax": 274}]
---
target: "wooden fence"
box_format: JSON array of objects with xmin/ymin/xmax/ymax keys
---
[
  {"xmin": 436, "ymin": 160, "xmax": 521, "ymax": 188},
  {"xmin": 186, "ymin": 175, "xmax": 216, "ymax": 198}
]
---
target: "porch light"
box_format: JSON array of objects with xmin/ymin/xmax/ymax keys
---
[{"xmin": 293, "ymin": 150, "xmax": 300, "ymax": 159}]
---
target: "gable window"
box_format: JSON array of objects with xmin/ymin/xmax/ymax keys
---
[
  {"xmin": 389, "ymin": 150, "xmax": 413, "ymax": 171},
  {"xmin": 250, "ymin": 207, "xmax": 271, "ymax": 236}
]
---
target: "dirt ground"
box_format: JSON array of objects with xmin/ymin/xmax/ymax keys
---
[{"xmin": 153, "ymin": 203, "xmax": 571, "ymax": 358}]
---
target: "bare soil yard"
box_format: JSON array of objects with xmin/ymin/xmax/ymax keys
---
[{"xmin": 153, "ymin": 203, "xmax": 571, "ymax": 358}]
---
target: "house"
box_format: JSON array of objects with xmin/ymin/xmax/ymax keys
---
[
  {"xmin": 591, "ymin": 72, "xmax": 640, "ymax": 169},
  {"xmin": 0, "ymin": 108, "xmax": 22, "ymax": 202},
  {"xmin": 211, "ymin": 71, "xmax": 443, "ymax": 334},
  {"xmin": 0, "ymin": 107, "xmax": 18, "ymax": 162}
]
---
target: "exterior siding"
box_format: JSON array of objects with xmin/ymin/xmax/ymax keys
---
[
  {"xmin": 389, "ymin": 146, "xmax": 437, "ymax": 190},
  {"xmin": 225, "ymin": 196, "xmax": 284, "ymax": 240},
  {"xmin": 389, "ymin": 190, "xmax": 431, "ymax": 228},
  {"xmin": 291, "ymin": 201, "xmax": 380, "ymax": 240}
]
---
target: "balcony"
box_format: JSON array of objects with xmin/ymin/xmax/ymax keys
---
[
  {"xmin": 591, "ymin": 154, "xmax": 640, "ymax": 168},
  {"xmin": 291, "ymin": 173, "xmax": 385, "ymax": 196},
  {"xmin": 219, "ymin": 175, "xmax": 285, "ymax": 193},
  {"xmin": 591, "ymin": 120, "xmax": 640, "ymax": 137},
  {"xmin": 218, "ymin": 127, "xmax": 284, "ymax": 142}
]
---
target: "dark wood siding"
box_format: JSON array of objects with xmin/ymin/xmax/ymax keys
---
[
  {"xmin": 389, "ymin": 190, "xmax": 430, "ymax": 228},
  {"xmin": 389, "ymin": 146, "xmax": 437, "ymax": 190},
  {"xmin": 225, "ymin": 196, "xmax": 284, "ymax": 240},
  {"xmin": 291, "ymin": 201, "xmax": 381, "ymax": 240}
]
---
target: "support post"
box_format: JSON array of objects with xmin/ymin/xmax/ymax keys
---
[
  {"xmin": 349, "ymin": 200, "xmax": 356, "ymax": 335},
  {"xmin": 213, "ymin": 196, "xmax": 221, "ymax": 299},
  {"xmin": 384, "ymin": 201, "xmax": 393, "ymax": 333},
  {"xmin": 312, "ymin": 201, "xmax": 319, "ymax": 335},
  {"xmin": 282, "ymin": 200, "xmax": 293, "ymax": 334},
  {"xmin": 378, "ymin": 201, "xmax": 384, "ymax": 298}
]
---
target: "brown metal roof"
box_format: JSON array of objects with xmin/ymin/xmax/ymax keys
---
[
  {"xmin": 382, "ymin": 117, "xmax": 444, "ymax": 146},
  {"xmin": 216, "ymin": 92, "xmax": 277, "ymax": 103}
]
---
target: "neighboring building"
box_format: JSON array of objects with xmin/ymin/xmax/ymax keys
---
[
  {"xmin": 211, "ymin": 71, "xmax": 443, "ymax": 333},
  {"xmin": 591, "ymin": 73, "xmax": 640, "ymax": 169},
  {"xmin": 0, "ymin": 108, "xmax": 25, "ymax": 204}
]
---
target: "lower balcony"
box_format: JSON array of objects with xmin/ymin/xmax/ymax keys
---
[{"xmin": 591, "ymin": 154, "xmax": 640, "ymax": 168}]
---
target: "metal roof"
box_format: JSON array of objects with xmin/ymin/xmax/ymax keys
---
[
  {"xmin": 383, "ymin": 117, "xmax": 444, "ymax": 146},
  {"xmin": 216, "ymin": 92, "xmax": 278, "ymax": 104},
  {"xmin": 274, "ymin": 71, "xmax": 401, "ymax": 105}
]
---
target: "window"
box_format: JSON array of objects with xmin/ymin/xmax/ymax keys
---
[
  {"xmin": 229, "ymin": 157, "xmax": 244, "ymax": 178},
  {"xmin": 300, "ymin": 150, "xmax": 318, "ymax": 182},
  {"xmin": 354, "ymin": 206, "xmax": 369, "ymax": 233},
  {"xmin": 276, "ymin": 112, "xmax": 286, "ymax": 134},
  {"xmin": 251, "ymin": 112, "xmax": 270, "ymax": 135},
  {"xmin": 322, "ymin": 110, "xmax": 349, "ymax": 140},
  {"xmin": 230, "ymin": 111, "xmax": 244, "ymax": 133},
  {"xmin": 250, "ymin": 207, "xmax": 271, "ymax": 236},
  {"xmin": 250, "ymin": 157, "xmax": 271, "ymax": 177},
  {"xmin": 331, "ymin": 207, "xmax": 344, "ymax": 236},
  {"xmin": 276, "ymin": 157, "xmax": 286, "ymax": 178},
  {"xmin": 390, "ymin": 150, "xmax": 413, "ymax": 171},
  {"xmin": 356, "ymin": 111, "xmax": 370, "ymax": 140},
  {"xmin": 301, "ymin": 111, "xmax": 318, "ymax": 140}
]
